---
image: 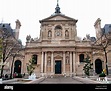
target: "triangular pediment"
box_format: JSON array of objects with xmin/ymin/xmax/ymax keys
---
[
  {"xmin": 55, "ymin": 55, "xmax": 62, "ymax": 59},
  {"xmin": 39, "ymin": 14, "xmax": 78, "ymax": 23},
  {"xmin": 48, "ymin": 15, "xmax": 71, "ymax": 20}
]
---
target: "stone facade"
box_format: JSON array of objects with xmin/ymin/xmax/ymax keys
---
[{"xmin": 23, "ymin": 14, "xmax": 109, "ymax": 77}]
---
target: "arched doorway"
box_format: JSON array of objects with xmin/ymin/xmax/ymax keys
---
[
  {"xmin": 14, "ymin": 60, "xmax": 22, "ymax": 74},
  {"xmin": 95, "ymin": 59, "xmax": 102, "ymax": 74}
]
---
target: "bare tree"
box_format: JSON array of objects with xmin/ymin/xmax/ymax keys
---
[{"xmin": 0, "ymin": 25, "xmax": 22, "ymax": 78}]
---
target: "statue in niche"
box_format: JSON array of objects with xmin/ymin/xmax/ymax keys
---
[
  {"xmin": 66, "ymin": 57, "xmax": 69, "ymax": 64},
  {"xmin": 47, "ymin": 60, "xmax": 51, "ymax": 66},
  {"xmin": 65, "ymin": 30, "xmax": 69, "ymax": 38},
  {"xmin": 48, "ymin": 30, "xmax": 52, "ymax": 37}
]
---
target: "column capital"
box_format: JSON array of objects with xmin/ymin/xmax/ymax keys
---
[
  {"xmin": 51, "ymin": 51, "xmax": 54, "ymax": 53},
  {"xmin": 45, "ymin": 51, "xmax": 47, "ymax": 53},
  {"xmin": 41, "ymin": 51, "xmax": 44, "ymax": 53}
]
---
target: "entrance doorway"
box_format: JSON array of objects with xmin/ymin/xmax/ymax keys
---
[
  {"xmin": 55, "ymin": 61, "xmax": 61, "ymax": 74},
  {"xmin": 14, "ymin": 60, "xmax": 22, "ymax": 74},
  {"xmin": 95, "ymin": 59, "xmax": 102, "ymax": 74}
]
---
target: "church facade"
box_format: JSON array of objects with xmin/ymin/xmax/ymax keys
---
[{"xmin": 22, "ymin": 2, "xmax": 111, "ymax": 77}]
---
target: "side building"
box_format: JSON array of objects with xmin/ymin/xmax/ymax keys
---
[{"xmin": 0, "ymin": 19, "xmax": 24, "ymax": 77}]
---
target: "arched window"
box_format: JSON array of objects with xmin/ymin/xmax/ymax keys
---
[
  {"xmin": 79, "ymin": 54, "xmax": 84, "ymax": 62},
  {"xmin": 32, "ymin": 55, "xmax": 38, "ymax": 64},
  {"xmin": 55, "ymin": 25, "xmax": 62, "ymax": 30}
]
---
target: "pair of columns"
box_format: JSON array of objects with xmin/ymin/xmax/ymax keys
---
[
  {"xmin": 41, "ymin": 52, "xmax": 54, "ymax": 74},
  {"xmin": 41, "ymin": 51, "xmax": 76, "ymax": 76}
]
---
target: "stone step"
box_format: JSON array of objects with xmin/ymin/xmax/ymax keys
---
[{"xmin": 53, "ymin": 74, "xmax": 64, "ymax": 78}]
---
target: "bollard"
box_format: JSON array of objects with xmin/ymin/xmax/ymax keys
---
[
  {"xmin": 105, "ymin": 77, "xmax": 107, "ymax": 81},
  {"xmin": 98, "ymin": 77, "xmax": 100, "ymax": 81},
  {"xmin": 96, "ymin": 78, "xmax": 98, "ymax": 81}
]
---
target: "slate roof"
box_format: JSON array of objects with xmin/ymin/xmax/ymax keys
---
[
  {"xmin": 0, "ymin": 23, "xmax": 14, "ymax": 36},
  {"xmin": 90, "ymin": 37, "xmax": 96, "ymax": 42},
  {"xmin": 102, "ymin": 24, "xmax": 111, "ymax": 34}
]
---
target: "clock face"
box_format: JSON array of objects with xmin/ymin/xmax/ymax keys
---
[
  {"xmin": 54, "ymin": 25, "xmax": 62, "ymax": 37},
  {"xmin": 56, "ymin": 29, "xmax": 61, "ymax": 36},
  {"xmin": 57, "ymin": 31, "xmax": 60, "ymax": 36}
]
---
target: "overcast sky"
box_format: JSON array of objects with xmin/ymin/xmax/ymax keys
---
[{"xmin": 0, "ymin": 0, "xmax": 111, "ymax": 45}]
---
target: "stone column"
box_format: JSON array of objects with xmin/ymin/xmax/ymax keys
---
[
  {"xmin": 51, "ymin": 52, "xmax": 54, "ymax": 75},
  {"xmin": 24, "ymin": 54, "xmax": 28, "ymax": 73},
  {"xmin": 41, "ymin": 52, "xmax": 44, "ymax": 76},
  {"xmin": 63, "ymin": 51, "xmax": 66, "ymax": 76},
  {"xmin": 70, "ymin": 52, "xmax": 72, "ymax": 76},
  {"xmin": 92, "ymin": 55, "xmax": 96, "ymax": 76},
  {"xmin": 73, "ymin": 52, "xmax": 76, "ymax": 76},
  {"xmin": 44, "ymin": 52, "xmax": 47, "ymax": 75}
]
